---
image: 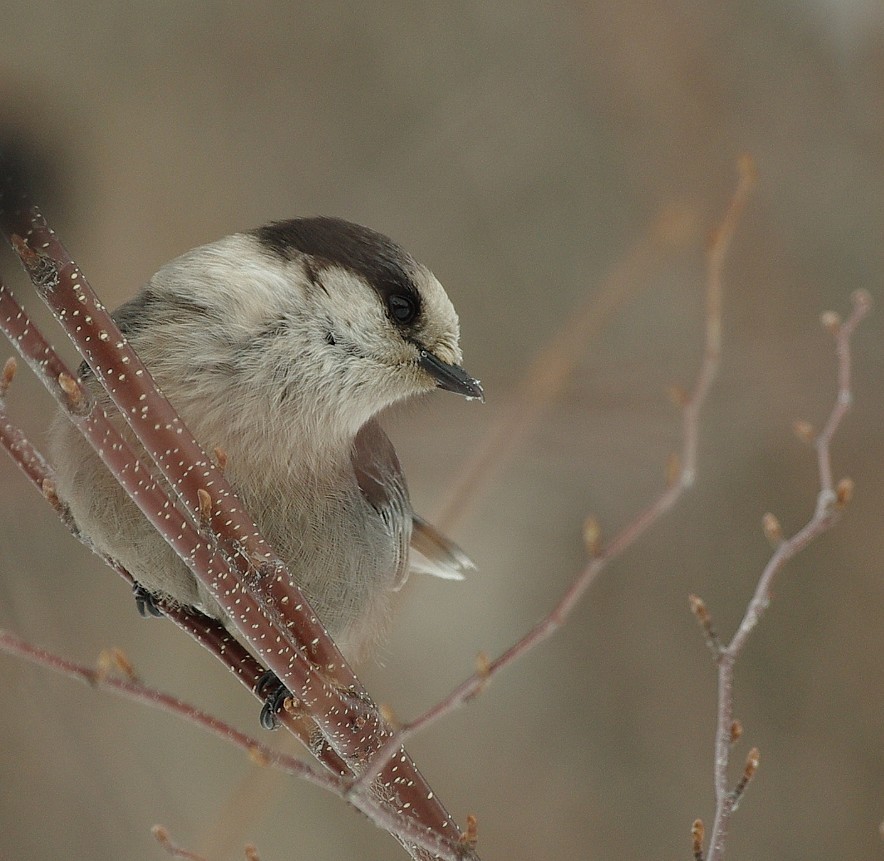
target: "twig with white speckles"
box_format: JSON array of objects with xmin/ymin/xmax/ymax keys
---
[
  {"xmin": 0, "ymin": 284, "xmax": 469, "ymax": 861},
  {"xmin": 0, "ymin": 177, "xmax": 476, "ymax": 858},
  {"xmin": 692, "ymin": 289, "xmax": 872, "ymax": 861},
  {"xmin": 0, "ymin": 280, "xmax": 352, "ymax": 775},
  {"xmin": 350, "ymin": 156, "xmax": 756, "ymax": 794}
]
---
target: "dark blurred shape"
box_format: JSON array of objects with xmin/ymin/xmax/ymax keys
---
[{"xmin": 0, "ymin": 124, "xmax": 68, "ymax": 214}]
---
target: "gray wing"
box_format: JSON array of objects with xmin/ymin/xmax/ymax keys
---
[
  {"xmin": 352, "ymin": 420, "xmax": 476, "ymax": 590},
  {"xmin": 352, "ymin": 419, "xmax": 413, "ymax": 590}
]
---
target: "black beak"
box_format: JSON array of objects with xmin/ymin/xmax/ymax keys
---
[{"xmin": 418, "ymin": 349, "xmax": 484, "ymax": 402}]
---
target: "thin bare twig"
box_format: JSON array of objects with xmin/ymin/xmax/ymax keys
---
[
  {"xmin": 703, "ymin": 289, "xmax": 872, "ymax": 861},
  {"xmin": 152, "ymin": 825, "xmax": 211, "ymax": 861},
  {"xmin": 0, "ymin": 629, "xmax": 337, "ymax": 788},
  {"xmin": 0, "ymin": 623, "xmax": 475, "ymax": 858},
  {"xmin": 351, "ymin": 157, "xmax": 757, "ymax": 791}
]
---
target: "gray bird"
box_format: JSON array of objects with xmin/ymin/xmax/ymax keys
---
[{"xmin": 49, "ymin": 217, "xmax": 482, "ymax": 667}]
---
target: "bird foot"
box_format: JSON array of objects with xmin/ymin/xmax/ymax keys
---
[
  {"xmin": 133, "ymin": 584, "xmax": 164, "ymax": 618},
  {"xmin": 256, "ymin": 670, "xmax": 293, "ymax": 730}
]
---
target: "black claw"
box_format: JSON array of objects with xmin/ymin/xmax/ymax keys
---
[
  {"xmin": 255, "ymin": 669, "xmax": 278, "ymax": 698},
  {"xmin": 259, "ymin": 700, "xmax": 280, "ymax": 731},
  {"xmin": 132, "ymin": 584, "xmax": 163, "ymax": 618},
  {"xmin": 255, "ymin": 671, "xmax": 291, "ymax": 730}
]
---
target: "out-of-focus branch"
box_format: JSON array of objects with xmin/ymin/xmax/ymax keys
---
[
  {"xmin": 693, "ymin": 289, "xmax": 872, "ymax": 861},
  {"xmin": 352, "ymin": 157, "xmax": 756, "ymax": 791},
  {"xmin": 434, "ymin": 201, "xmax": 698, "ymax": 533}
]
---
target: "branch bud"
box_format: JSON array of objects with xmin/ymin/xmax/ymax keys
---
[
  {"xmin": 11, "ymin": 234, "xmax": 59, "ymax": 291},
  {"xmin": 836, "ymin": 477, "xmax": 854, "ymax": 508},
  {"xmin": 151, "ymin": 825, "xmax": 172, "ymax": 847},
  {"xmin": 41, "ymin": 478, "xmax": 62, "ymax": 510},
  {"xmin": 248, "ymin": 746, "xmax": 270, "ymax": 767},
  {"xmin": 691, "ymin": 818, "xmax": 705, "ymax": 861},
  {"xmin": 460, "ymin": 813, "xmax": 479, "ymax": 849},
  {"xmin": 689, "ymin": 594, "xmax": 709, "ymax": 624},
  {"xmin": 379, "ymin": 703, "xmax": 399, "ymax": 728},
  {"xmin": 0, "ymin": 356, "xmax": 16, "ymax": 395},
  {"xmin": 820, "ymin": 310, "xmax": 841, "ymax": 334},
  {"xmin": 732, "ymin": 746, "xmax": 761, "ymax": 801},
  {"xmin": 792, "ymin": 419, "xmax": 815, "ymax": 444},
  {"xmin": 689, "ymin": 594, "xmax": 721, "ymax": 654},
  {"xmin": 475, "ymin": 651, "xmax": 491, "ymax": 678},
  {"xmin": 583, "ymin": 515, "xmax": 602, "ymax": 557},
  {"xmin": 851, "ymin": 289, "xmax": 872, "ymax": 314},
  {"xmin": 730, "ymin": 719, "xmax": 743, "ymax": 745},
  {"xmin": 744, "ymin": 746, "xmax": 760, "ymax": 779},
  {"xmin": 762, "ymin": 512, "xmax": 782, "ymax": 545},
  {"xmin": 96, "ymin": 646, "xmax": 138, "ymax": 683},
  {"xmin": 197, "ymin": 488, "xmax": 213, "ymax": 525},
  {"xmin": 57, "ymin": 372, "xmax": 84, "ymax": 410},
  {"xmin": 213, "ymin": 445, "xmax": 228, "ymax": 472}
]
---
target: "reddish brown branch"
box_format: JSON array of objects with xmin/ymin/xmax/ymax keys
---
[
  {"xmin": 0, "ymin": 170, "xmax": 473, "ymax": 859},
  {"xmin": 0, "ymin": 300, "xmax": 354, "ymax": 778}
]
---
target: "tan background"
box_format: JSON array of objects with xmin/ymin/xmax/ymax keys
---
[{"xmin": 1, "ymin": 3, "xmax": 882, "ymax": 860}]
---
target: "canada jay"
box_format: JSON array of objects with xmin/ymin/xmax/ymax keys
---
[{"xmin": 49, "ymin": 217, "xmax": 482, "ymax": 671}]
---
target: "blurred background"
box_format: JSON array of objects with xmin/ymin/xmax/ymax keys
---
[{"xmin": 0, "ymin": 3, "xmax": 882, "ymax": 860}]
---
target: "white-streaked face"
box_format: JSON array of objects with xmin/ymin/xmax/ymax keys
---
[{"xmin": 125, "ymin": 219, "xmax": 481, "ymax": 446}]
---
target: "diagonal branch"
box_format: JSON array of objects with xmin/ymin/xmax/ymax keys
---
[
  {"xmin": 0, "ymin": 164, "xmax": 475, "ymax": 860},
  {"xmin": 0, "ymin": 286, "xmax": 352, "ymax": 780},
  {"xmin": 0, "ymin": 629, "xmax": 334, "ymax": 789},
  {"xmin": 433, "ymin": 201, "xmax": 699, "ymax": 532},
  {"xmin": 351, "ymin": 156, "xmax": 757, "ymax": 791}
]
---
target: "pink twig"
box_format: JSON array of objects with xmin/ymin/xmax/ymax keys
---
[
  {"xmin": 703, "ymin": 289, "xmax": 872, "ymax": 861},
  {"xmin": 0, "ymin": 629, "xmax": 334, "ymax": 789},
  {"xmin": 0, "ymin": 624, "xmax": 468, "ymax": 858},
  {"xmin": 351, "ymin": 157, "xmax": 757, "ymax": 792}
]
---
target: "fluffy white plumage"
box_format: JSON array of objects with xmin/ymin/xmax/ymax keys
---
[{"xmin": 49, "ymin": 218, "xmax": 481, "ymax": 661}]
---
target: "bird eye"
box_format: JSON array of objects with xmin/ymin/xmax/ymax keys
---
[{"xmin": 387, "ymin": 293, "xmax": 418, "ymax": 325}]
